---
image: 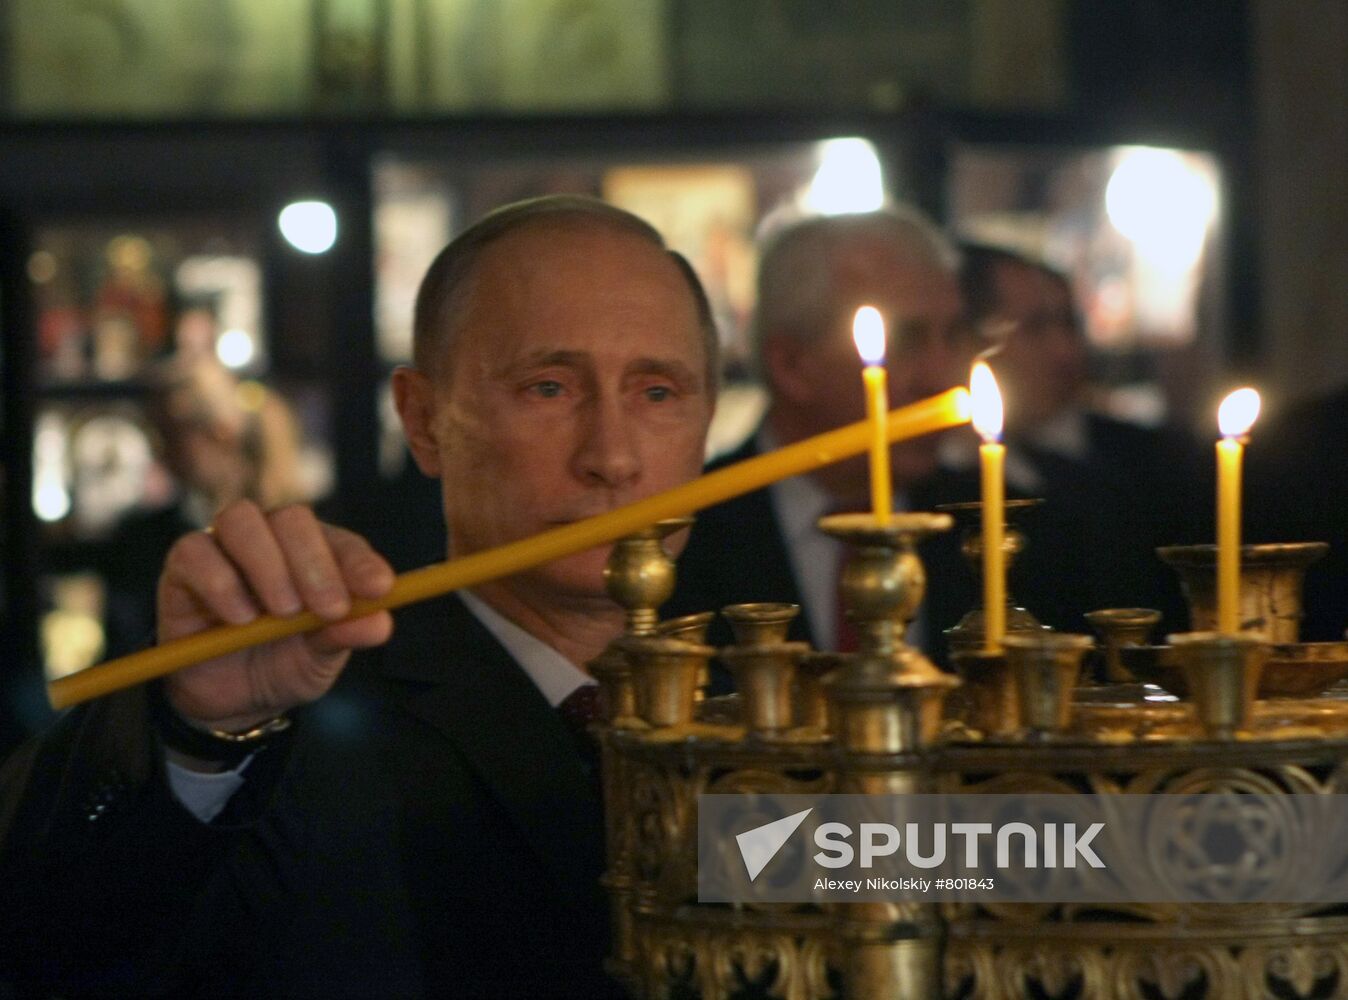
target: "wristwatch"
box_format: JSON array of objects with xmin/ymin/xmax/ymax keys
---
[{"xmin": 151, "ymin": 682, "xmax": 292, "ymax": 766}]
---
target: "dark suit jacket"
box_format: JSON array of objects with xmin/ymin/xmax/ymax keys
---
[
  {"xmin": 1247, "ymin": 385, "xmax": 1348, "ymax": 642},
  {"xmin": 666, "ymin": 418, "xmax": 1205, "ymax": 668},
  {"xmin": 665, "ymin": 436, "xmax": 977, "ymax": 666},
  {"xmin": 0, "ymin": 595, "xmax": 618, "ymax": 999},
  {"xmin": 1003, "ymin": 413, "xmax": 1206, "ymax": 639}
]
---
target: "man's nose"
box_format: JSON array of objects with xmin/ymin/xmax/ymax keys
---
[{"xmin": 572, "ymin": 393, "xmax": 641, "ymax": 490}]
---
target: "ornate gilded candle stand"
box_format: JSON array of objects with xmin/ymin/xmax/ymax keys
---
[{"xmin": 594, "ymin": 521, "xmax": 1348, "ymax": 1000}]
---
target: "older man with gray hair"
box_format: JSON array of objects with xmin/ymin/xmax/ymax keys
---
[{"xmin": 668, "ymin": 206, "xmax": 977, "ymax": 655}]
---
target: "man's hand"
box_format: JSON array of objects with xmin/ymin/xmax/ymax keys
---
[{"xmin": 158, "ymin": 500, "xmax": 395, "ymax": 732}]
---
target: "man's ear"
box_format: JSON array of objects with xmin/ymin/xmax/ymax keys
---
[
  {"xmin": 391, "ymin": 366, "xmax": 442, "ymax": 477},
  {"xmin": 759, "ymin": 333, "xmax": 815, "ymax": 405}
]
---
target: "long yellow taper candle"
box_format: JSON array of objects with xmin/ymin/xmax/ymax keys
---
[
  {"xmin": 971, "ymin": 362, "xmax": 1006, "ymax": 651},
  {"xmin": 852, "ymin": 306, "xmax": 891, "ymax": 524},
  {"xmin": 48, "ymin": 386, "xmax": 972, "ymax": 709},
  {"xmin": 1215, "ymin": 387, "xmax": 1261, "ymax": 634}
]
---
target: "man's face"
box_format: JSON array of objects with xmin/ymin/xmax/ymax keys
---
[
  {"xmin": 986, "ymin": 261, "xmax": 1085, "ymax": 431},
  {"xmin": 766, "ymin": 236, "xmax": 972, "ymax": 494},
  {"xmin": 398, "ymin": 222, "xmax": 713, "ymax": 601}
]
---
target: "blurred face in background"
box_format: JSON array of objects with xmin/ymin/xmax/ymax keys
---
[
  {"xmin": 762, "ymin": 233, "xmax": 973, "ymax": 502},
  {"xmin": 985, "ymin": 260, "xmax": 1086, "ymax": 432}
]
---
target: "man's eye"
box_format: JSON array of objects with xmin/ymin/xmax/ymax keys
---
[
  {"xmin": 529, "ymin": 380, "xmax": 564, "ymax": 399},
  {"xmin": 644, "ymin": 385, "xmax": 674, "ymax": 402}
]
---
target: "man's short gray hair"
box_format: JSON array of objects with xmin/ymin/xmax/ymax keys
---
[
  {"xmin": 752, "ymin": 206, "xmax": 959, "ymax": 352},
  {"xmin": 412, "ymin": 194, "xmax": 719, "ymax": 390}
]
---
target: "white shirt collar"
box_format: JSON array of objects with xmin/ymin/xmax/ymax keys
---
[
  {"xmin": 761, "ymin": 432, "xmax": 836, "ymax": 546},
  {"xmin": 459, "ymin": 591, "xmax": 596, "ymax": 708}
]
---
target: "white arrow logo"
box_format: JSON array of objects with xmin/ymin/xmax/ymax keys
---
[{"xmin": 736, "ymin": 808, "xmax": 813, "ymax": 881}]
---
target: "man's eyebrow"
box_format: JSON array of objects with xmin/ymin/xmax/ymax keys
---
[
  {"xmin": 502, "ymin": 349, "xmax": 590, "ymax": 374},
  {"xmin": 626, "ymin": 357, "xmax": 702, "ymax": 389}
]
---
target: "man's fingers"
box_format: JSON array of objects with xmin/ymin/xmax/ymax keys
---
[
  {"xmin": 323, "ymin": 524, "xmax": 396, "ymax": 601},
  {"xmin": 212, "ymin": 500, "xmax": 304, "ymax": 616},
  {"xmin": 269, "ymin": 505, "xmax": 352, "ymax": 620},
  {"xmin": 160, "ymin": 530, "xmax": 260, "ymax": 628},
  {"xmin": 309, "ymin": 611, "xmax": 395, "ymax": 656}
]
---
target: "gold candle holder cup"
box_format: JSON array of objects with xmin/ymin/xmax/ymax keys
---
[
  {"xmin": 620, "ymin": 635, "xmax": 714, "ymax": 729},
  {"xmin": 719, "ymin": 641, "xmax": 811, "ymax": 738},
  {"xmin": 1168, "ymin": 631, "xmax": 1268, "ymax": 739},
  {"xmin": 721, "ymin": 602, "xmax": 800, "ymax": 645},
  {"xmin": 949, "ymin": 647, "xmax": 1017, "ymax": 738},
  {"xmin": 1157, "ymin": 542, "xmax": 1327, "ymax": 642},
  {"xmin": 1085, "ymin": 607, "xmax": 1162, "ymax": 683},
  {"xmin": 1004, "ymin": 632, "xmax": 1093, "ymax": 738}
]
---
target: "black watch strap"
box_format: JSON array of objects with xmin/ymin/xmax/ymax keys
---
[{"xmin": 151, "ymin": 682, "xmax": 292, "ymax": 766}]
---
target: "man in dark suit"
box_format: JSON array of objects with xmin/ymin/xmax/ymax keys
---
[
  {"xmin": 0, "ymin": 196, "xmax": 718, "ymax": 997},
  {"xmin": 1247, "ymin": 383, "xmax": 1348, "ymax": 642},
  {"xmin": 952, "ymin": 244, "xmax": 1206, "ymax": 638},
  {"xmin": 667, "ymin": 208, "xmax": 979, "ymax": 661}
]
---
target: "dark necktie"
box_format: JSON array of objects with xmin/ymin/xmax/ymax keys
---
[
  {"xmin": 557, "ymin": 683, "xmax": 604, "ymax": 732},
  {"xmin": 557, "ymin": 684, "xmax": 604, "ymax": 787}
]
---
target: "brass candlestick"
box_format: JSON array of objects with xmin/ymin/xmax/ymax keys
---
[
  {"xmin": 602, "ymin": 517, "xmax": 693, "ymax": 636},
  {"xmin": 796, "ymin": 651, "xmax": 846, "ymax": 733},
  {"xmin": 719, "ymin": 641, "xmax": 810, "ymax": 739},
  {"xmin": 655, "ymin": 610, "xmax": 716, "ymax": 697},
  {"xmin": 1169, "ymin": 631, "xmax": 1268, "ymax": 739},
  {"xmin": 1004, "ymin": 631, "xmax": 1094, "ymax": 738},
  {"xmin": 819, "ymin": 511, "xmax": 953, "ymax": 667},
  {"xmin": 722, "ymin": 601, "xmax": 800, "ymax": 645},
  {"xmin": 938, "ymin": 499, "xmax": 1047, "ymax": 654},
  {"xmin": 591, "ymin": 518, "xmax": 695, "ymax": 728},
  {"xmin": 828, "ymin": 653, "xmax": 960, "ymax": 755},
  {"xmin": 654, "ymin": 611, "xmax": 715, "ymax": 644},
  {"xmin": 949, "ymin": 647, "xmax": 1017, "ymax": 738},
  {"xmin": 1157, "ymin": 542, "xmax": 1328, "ymax": 641},
  {"xmin": 1085, "ymin": 607, "xmax": 1162, "ymax": 683},
  {"xmin": 619, "ymin": 635, "xmax": 713, "ymax": 729},
  {"xmin": 595, "ymin": 520, "xmax": 690, "ymax": 989}
]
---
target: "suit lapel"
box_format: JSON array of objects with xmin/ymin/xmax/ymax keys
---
[
  {"xmin": 674, "ymin": 436, "xmax": 813, "ymax": 645},
  {"xmin": 375, "ymin": 594, "xmax": 607, "ymax": 907}
]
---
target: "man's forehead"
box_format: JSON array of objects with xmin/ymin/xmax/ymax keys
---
[
  {"xmin": 836, "ymin": 261, "xmax": 960, "ymax": 320},
  {"xmin": 991, "ymin": 260, "xmax": 1063, "ymax": 307},
  {"xmin": 480, "ymin": 216, "xmax": 666, "ymax": 267}
]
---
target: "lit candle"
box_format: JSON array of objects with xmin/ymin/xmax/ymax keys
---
[
  {"xmin": 853, "ymin": 306, "xmax": 891, "ymax": 524},
  {"xmin": 1215, "ymin": 387, "xmax": 1261, "ymax": 634},
  {"xmin": 971, "ymin": 362, "xmax": 1006, "ymax": 651},
  {"xmin": 48, "ymin": 386, "xmax": 972, "ymax": 709}
]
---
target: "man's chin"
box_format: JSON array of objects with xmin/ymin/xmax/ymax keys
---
[{"xmin": 524, "ymin": 548, "xmax": 617, "ymax": 603}]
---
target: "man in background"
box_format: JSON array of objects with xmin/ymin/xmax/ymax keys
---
[
  {"xmin": 1248, "ymin": 382, "xmax": 1348, "ymax": 642},
  {"xmin": 668, "ymin": 207, "xmax": 978, "ymax": 659},
  {"xmin": 955, "ymin": 244, "xmax": 1205, "ymax": 637}
]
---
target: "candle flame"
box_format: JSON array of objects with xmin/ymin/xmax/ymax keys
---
[
  {"xmin": 1217, "ymin": 387, "xmax": 1260, "ymax": 438},
  {"xmin": 970, "ymin": 361, "xmax": 1003, "ymax": 441},
  {"xmin": 852, "ymin": 306, "xmax": 886, "ymax": 366}
]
